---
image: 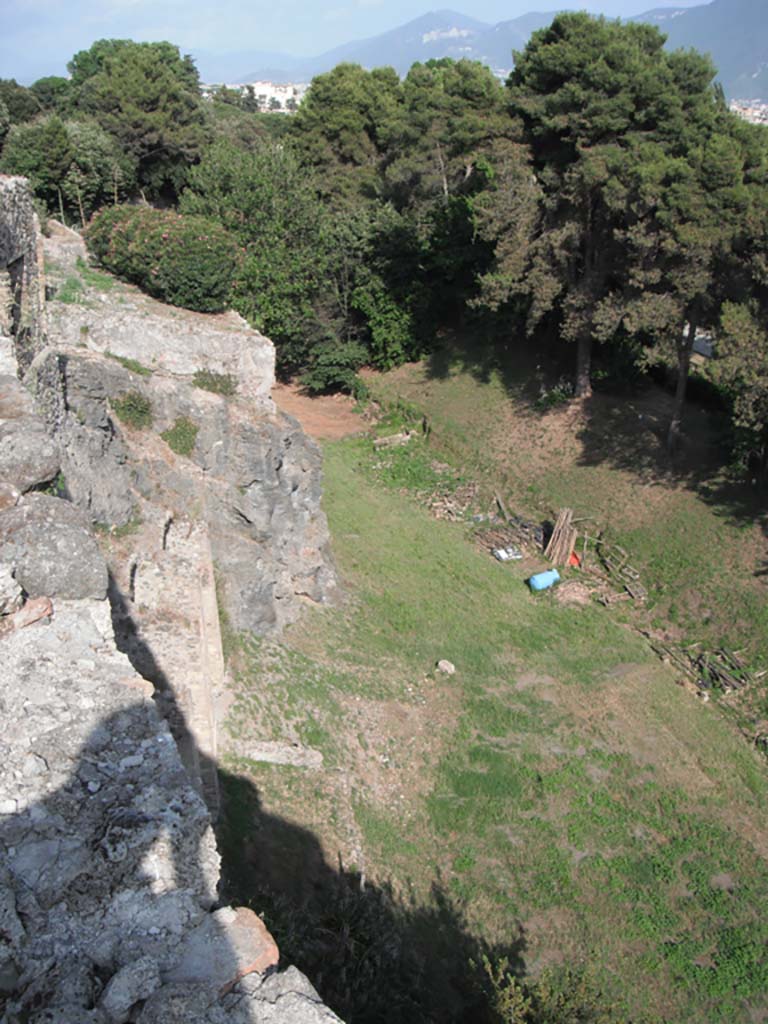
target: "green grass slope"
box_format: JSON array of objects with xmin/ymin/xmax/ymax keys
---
[{"xmin": 221, "ymin": 427, "xmax": 768, "ymax": 1023}]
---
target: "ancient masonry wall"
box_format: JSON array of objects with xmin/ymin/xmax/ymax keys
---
[
  {"xmin": 0, "ymin": 176, "xmax": 46, "ymax": 373},
  {"xmin": 0, "ymin": 179, "xmax": 341, "ymax": 1023}
]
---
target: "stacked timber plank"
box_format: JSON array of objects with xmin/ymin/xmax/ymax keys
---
[{"xmin": 544, "ymin": 508, "xmax": 579, "ymax": 566}]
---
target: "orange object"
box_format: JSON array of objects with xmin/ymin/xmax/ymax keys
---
[{"xmin": 569, "ymin": 551, "xmax": 581, "ymax": 568}]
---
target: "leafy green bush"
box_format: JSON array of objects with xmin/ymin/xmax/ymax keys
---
[
  {"xmin": 535, "ymin": 375, "xmax": 575, "ymax": 411},
  {"xmin": 161, "ymin": 416, "xmax": 198, "ymax": 456},
  {"xmin": 192, "ymin": 369, "xmax": 237, "ymax": 396},
  {"xmin": 299, "ymin": 339, "xmax": 368, "ymax": 394},
  {"xmin": 86, "ymin": 205, "xmax": 238, "ymax": 313},
  {"xmin": 481, "ymin": 956, "xmax": 639, "ymax": 1023},
  {"xmin": 112, "ymin": 390, "xmax": 152, "ymax": 429}
]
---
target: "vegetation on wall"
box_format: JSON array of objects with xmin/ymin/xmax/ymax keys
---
[{"xmin": 85, "ymin": 204, "xmax": 238, "ymax": 312}]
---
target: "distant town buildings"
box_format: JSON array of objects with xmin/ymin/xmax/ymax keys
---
[
  {"xmin": 730, "ymin": 99, "xmax": 768, "ymax": 125},
  {"xmin": 201, "ymin": 80, "xmax": 310, "ymax": 113}
]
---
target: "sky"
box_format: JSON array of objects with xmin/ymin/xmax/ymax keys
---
[{"xmin": 1, "ymin": 0, "xmax": 707, "ymax": 84}]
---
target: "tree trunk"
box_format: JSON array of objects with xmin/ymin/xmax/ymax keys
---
[
  {"xmin": 57, "ymin": 188, "xmax": 66, "ymax": 228},
  {"xmin": 575, "ymin": 334, "xmax": 592, "ymax": 399},
  {"xmin": 667, "ymin": 319, "xmax": 696, "ymax": 453}
]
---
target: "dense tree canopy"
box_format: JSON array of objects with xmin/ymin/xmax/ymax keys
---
[
  {"xmin": 1, "ymin": 18, "xmax": 766, "ymax": 462},
  {"xmin": 291, "ymin": 62, "xmax": 403, "ymax": 204},
  {"xmin": 477, "ymin": 15, "xmax": 726, "ymax": 404},
  {"xmin": 29, "ymin": 76, "xmax": 73, "ymax": 114},
  {"xmin": 0, "ymin": 115, "xmax": 136, "ymax": 220},
  {"xmin": 73, "ymin": 40, "xmax": 208, "ymax": 196}
]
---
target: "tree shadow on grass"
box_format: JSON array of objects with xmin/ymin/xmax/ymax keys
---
[
  {"xmin": 2, "ymin": 571, "xmax": 524, "ymax": 1023},
  {"xmin": 216, "ymin": 767, "xmax": 527, "ymax": 1024},
  {"xmin": 420, "ymin": 327, "xmax": 768, "ymax": 549},
  {"xmin": 422, "ymin": 319, "xmax": 548, "ymax": 402}
]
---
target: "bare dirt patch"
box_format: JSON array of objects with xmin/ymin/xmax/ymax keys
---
[
  {"xmin": 344, "ymin": 677, "xmax": 462, "ymax": 815},
  {"xmin": 272, "ymin": 382, "xmax": 367, "ymax": 440}
]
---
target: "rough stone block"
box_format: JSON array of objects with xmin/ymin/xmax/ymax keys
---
[
  {"xmin": 164, "ymin": 906, "xmax": 279, "ymax": 993},
  {"xmin": 0, "ymin": 493, "xmax": 107, "ymax": 599},
  {"xmin": 100, "ymin": 956, "xmax": 161, "ymax": 1023},
  {"xmin": 0, "ymin": 563, "xmax": 22, "ymax": 615}
]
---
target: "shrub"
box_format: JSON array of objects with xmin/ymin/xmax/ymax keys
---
[
  {"xmin": 85, "ymin": 205, "xmax": 239, "ymax": 313},
  {"xmin": 112, "ymin": 390, "xmax": 152, "ymax": 429},
  {"xmin": 161, "ymin": 416, "xmax": 199, "ymax": 456},
  {"xmin": 299, "ymin": 338, "xmax": 368, "ymax": 395},
  {"xmin": 192, "ymin": 369, "xmax": 237, "ymax": 396}
]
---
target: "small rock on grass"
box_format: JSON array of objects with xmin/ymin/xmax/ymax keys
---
[{"xmin": 436, "ymin": 659, "xmax": 455, "ymax": 675}]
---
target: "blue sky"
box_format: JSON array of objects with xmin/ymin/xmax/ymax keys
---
[{"xmin": 1, "ymin": 0, "xmax": 706, "ymax": 83}]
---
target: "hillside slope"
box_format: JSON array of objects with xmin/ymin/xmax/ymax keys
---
[{"xmin": 217, "ymin": 371, "xmax": 768, "ymax": 1022}]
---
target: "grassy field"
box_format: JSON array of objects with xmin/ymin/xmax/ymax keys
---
[{"xmin": 219, "ymin": 361, "xmax": 768, "ymax": 1022}]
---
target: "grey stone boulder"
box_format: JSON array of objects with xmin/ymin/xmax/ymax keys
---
[
  {"xmin": 100, "ymin": 956, "xmax": 161, "ymax": 1023},
  {"xmin": 229, "ymin": 967, "xmax": 344, "ymax": 1023},
  {"xmin": 0, "ymin": 480, "xmax": 20, "ymax": 510},
  {"xmin": 0, "ymin": 371, "xmax": 60, "ymax": 492},
  {"xmin": 26, "ymin": 349, "xmax": 136, "ymax": 527},
  {"xmin": 137, "ymin": 983, "xmax": 229, "ymax": 1023},
  {"xmin": 0, "ymin": 416, "xmax": 59, "ymax": 492},
  {"xmin": 0, "ymin": 493, "xmax": 107, "ymax": 599},
  {"xmin": 28, "ymin": 1012, "xmax": 108, "ymax": 1024},
  {"xmin": 0, "ymin": 562, "xmax": 23, "ymax": 615}
]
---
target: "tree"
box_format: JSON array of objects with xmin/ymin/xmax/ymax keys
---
[
  {"xmin": 385, "ymin": 59, "xmax": 507, "ymax": 213},
  {"xmin": 0, "ymin": 116, "xmax": 73, "ymax": 212},
  {"xmin": 61, "ymin": 121, "xmax": 137, "ymax": 221},
  {"xmin": 0, "ymin": 115, "xmax": 136, "ymax": 220},
  {"xmin": 30, "ymin": 76, "xmax": 73, "ymax": 113},
  {"xmin": 369, "ymin": 59, "xmax": 514, "ymax": 321},
  {"xmin": 0, "ymin": 100, "xmax": 9, "ymax": 147},
  {"xmin": 617, "ymin": 117, "xmax": 753, "ymax": 448},
  {"xmin": 712, "ymin": 300, "xmax": 768, "ymax": 474},
  {"xmin": 67, "ymin": 39, "xmax": 132, "ymax": 89},
  {"xmin": 708, "ymin": 125, "xmax": 768, "ymax": 470},
  {"xmin": 74, "ymin": 40, "xmax": 208, "ymax": 197},
  {"xmin": 483, "ymin": 14, "xmax": 726, "ymax": 401},
  {"xmin": 180, "ymin": 139, "xmax": 334, "ymax": 374},
  {"xmin": 0, "ymin": 79, "xmax": 41, "ymax": 125},
  {"xmin": 290, "ymin": 63, "xmax": 403, "ymax": 204}
]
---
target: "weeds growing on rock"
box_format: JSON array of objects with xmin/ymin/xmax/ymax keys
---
[
  {"xmin": 106, "ymin": 351, "xmax": 153, "ymax": 377},
  {"xmin": 193, "ymin": 369, "xmax": 237, "ymax": 396},
  {"xmin": 161, "ymin": 416, "xmax": 198, "ymax": 456},
  {"xmin": 112, "ymin": 391, "xmax": 152, "ymax": 429}
]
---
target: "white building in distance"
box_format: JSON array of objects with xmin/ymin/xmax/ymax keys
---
[
  {"xmin": 201, "ymin": 80, "xmax": 310, "ymax": 113},
  {"xmin": 730, "ymin": 99, "xmax": 768, "ymax": 126}
]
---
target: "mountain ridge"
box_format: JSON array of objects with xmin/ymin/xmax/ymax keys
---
[{"xmin": 192, "ymin": 1, "xmax": 767, "ymax": 101}]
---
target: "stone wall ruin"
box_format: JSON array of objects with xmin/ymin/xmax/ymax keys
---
[
  {"xmin": 0, "ymin": 179, "xmax": 342, "ymax": 1024},
  {"xmin": 0, "ymin": 176, "xmax": 46, "ymax": 374}
]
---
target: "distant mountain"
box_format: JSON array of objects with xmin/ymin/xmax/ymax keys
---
[
  {"xmin": 633, "ymin": 0, "xmax": 768, "ymax": 101},
  {"xmin": 194, "ymin": 1, "xmax": 768, "ymax": 102},
  {"xmin": 193, "ymin": 9, "xmax": 562, "ymax": 84},
  {"xmin": 313, "ymin": 10, "xmax": 490, "ymax": 77}
]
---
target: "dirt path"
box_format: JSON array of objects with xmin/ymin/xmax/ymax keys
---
[{"xmin": 272, "ymin": 382, "xmax": 366, "ymax": 440}]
